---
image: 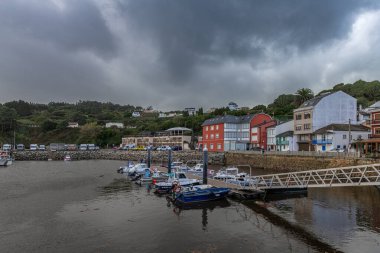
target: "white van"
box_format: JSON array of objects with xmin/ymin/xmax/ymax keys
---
[
  {"xmin": 2, "ymin": 144, "xmax": 12, "ymax": 151},
  {"xmin": 30, "ymin": 144, "xmax": 38, "ymax": 151},
  {"xmin": 79, "ymin": 144, "xmax": 88, "ymax": 151}
]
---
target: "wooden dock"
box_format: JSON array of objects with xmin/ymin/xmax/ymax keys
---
[{"xmin": 186, "ymin": 173, "xmax": 264, "ymax": 200}]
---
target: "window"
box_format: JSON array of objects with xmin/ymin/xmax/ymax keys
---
[
  {"xmin": 216, "ymin": 125, "xmax": 219, "ymax": 130},
  {"xmin": 216, "ymin": 133, "xmax": 219, "ymax": 139},
  {"xmin": 210, "ymin": 143, "xmax": 214, "ymax": 149},
  {"xmin": 375, "ymin": 128, "xmax": 380, "ymax": 134},
  {"xmin": 251, "ymin": 128, "xmax": 258, "ymax": 133},
  {"xmin": 217, "ymin": 144, "xmax": 222, "ymax": 150},
  {"xmin": 295, "ymin": 125, "xmax": 302, "ymax": 131},
  {"xmin": 343, "ymin": 134, "xmax": 347, "ymax": 139},
  {"xmin": 296, "ymin": 114, "xmax": 302, "ymax": 120},
  {"xmin": 304, "ymin": 124, "xmax": 311, "ymax": 130},
  {"xmin": 205, "ymin": 134, "xmax": 208, "ymax": 139},
  {"xmin": 211, "ymin": 126, "xmax": 214, "ymax": 130},
  {"xmin": 304, "ymin": 113, "xmax": 311, "ymax": 119},
  {"xmin": 206, "ymin": 126, "xmax": 209, "ymax": 131},
  {"xmin": 210, "ymin": 134, "xmax": 214, "ymax": 139}
]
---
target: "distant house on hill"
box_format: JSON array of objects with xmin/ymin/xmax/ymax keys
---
[
  {"xmin": 228, "ymin": 102, "xmax": 238, "ymax": 111},
  {"xmin": 132, "ymin": 111, "xmax": 141, "ymax": 117},
  {"xmin": 184, "ymin": 107, "xmax": 196, "ymax": 116},
  {"xmin": 105, "ymin": 122, "xmax": 124, "ymax": 128},
  {"xmin": 67, "ymin": 122, "xmax": 79, "ymax": 128}
]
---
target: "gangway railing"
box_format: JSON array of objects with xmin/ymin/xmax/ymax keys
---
[{"xmin": 250, "ymin": 164, "xmax": 380, "ymax": 190}]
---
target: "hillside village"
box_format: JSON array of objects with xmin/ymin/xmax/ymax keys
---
[{"xmin": 1, "ymin": 80, "xmax": 380, "ymax": 154}]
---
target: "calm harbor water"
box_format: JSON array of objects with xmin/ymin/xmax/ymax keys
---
[{"xmin": 0, "ymin": 160, "xmax": 379, "ymax": 252}]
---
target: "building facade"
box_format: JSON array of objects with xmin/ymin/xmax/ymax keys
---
[
  {"xmin": 275, "ymin": 120, "xmax": 297, "ymax": 151},
  {"xmin": 266, "ymin": 127, "xmax": 276, "ymax": 151},
  {"xmin": 105, "ymin": 122, "xmax": 124, "ymax": 128},
  {"xmin": 200, "ymin": 113, "xmax": 274, "ymax": 152},
  {"xmin": 313, "ymin": 124, "xmax": 370, "ymax": 152},
  {"xmin": 293, "ymin": 91, "xmax": 357, "ymax": 151}
]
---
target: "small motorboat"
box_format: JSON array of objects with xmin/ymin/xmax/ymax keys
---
[
  {"xmin": 0, "ymin": 151, "xmax": 13, "ymax": 165},
  {"xmin": 154, "ymin": 172, "xmax": 200, "ymax": 194},
  {"xmin": 117, "ymin": 161, "xmax": 135, "ymax": 173},
  {"xmin": 171, "ymin": 187, "xmax": 230, "ymax": 205},
  {"xmin": 213, "ymin": 167, "xmax": 239, "ymax": 180},
  {"xmin": 64, "ymin": 155, "xmax": 71, "ymax": 161},
  {"xmin": 128, "ymin": 163, "xmax": 149, "ymax": 176},
  {"xmin": 171, "ymin": 161, "xmax": 189, "ymax": 172},
  {"xmin": 189, "ymin": 163, "xmax": 203, "ymax": 173},
  {"xmin": 0, "ymin": 159, "xmax": 8, "ymax": 167}
]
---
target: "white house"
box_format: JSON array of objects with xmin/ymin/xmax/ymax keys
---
[
  {"xmin": 293, "ymin": 91, "xmax": 357, "ymax": 151},
  {"xmin": 132, "ymin": 111, "xmax": 141, "ymax": 117},
  {"xmin": 105, "ymin": 122, "xmax": 124, "ymax": 128},
  {"xmin": 313, "ymin": 124, "xmax": 370, "ymax": 152},
  {"xmin": 67, "ymin": 122, "xmax": 79, "ymax": 128},
  {"xmin": 275, "ymin": 120, "xmax": 298, "ymax": 151},
  {"xmin": 228, "ymin": 102, "xmax": 238, "ymax": 111},
  {"xmin": 185, "ymin": 108, "xmax": 196, "ymax": 116}
]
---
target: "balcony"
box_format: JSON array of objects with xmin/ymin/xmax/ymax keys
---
[
  {"xmin": 276, "ymin": 140, "xmax": 289, "ymax": 145},
  {"xmin": 312, "ymin": 139, "xmax": 333, "ymax": 145},
  {"xmin": 367, "ymin": 120, "xmax": 380, "ymax": 125},
  {"xmin": 369, "ymin": 134, "xmax": 380, "ymax": 139}
]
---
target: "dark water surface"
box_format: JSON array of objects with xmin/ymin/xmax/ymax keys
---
[{"xmin": 0, "ymin": 161, "xmax": 378, "ymax": 252}]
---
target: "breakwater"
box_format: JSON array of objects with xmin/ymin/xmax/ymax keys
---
[
  {"xmin": 13, "ymin": 150, "xmax": 225, "ymax": 165},
  {"xmin": 225, "ymin": 151, "xmax": 377, "ymax": 172}
]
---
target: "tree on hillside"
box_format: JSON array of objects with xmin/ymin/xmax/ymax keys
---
[{"xmin": 295, "ymin": 88, "xmax": 314, "ymax": 106}]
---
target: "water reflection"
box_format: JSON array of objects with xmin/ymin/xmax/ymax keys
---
[
  {"xmin": 269, "ymin": 186, "xmax": 380, "ymax": 252},
  {"xmin": 100, "ymin": 178, "xmax": 132, "ymax": 194}
]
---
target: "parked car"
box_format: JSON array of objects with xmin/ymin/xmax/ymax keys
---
[
  {"xmin": 16, "ymin": 144, "xmax": 25, "ymax": 151},
  {"xmin": 132, "ymin": 145, "xmax": 147, "ymax": 151},
  {"xmin": 30, "ymin": 144, "xmax": 38, "ymax": 151},
  {"xmin": 87, "ymin": 144, "xmax": 96, "ymax": 151},
  {"xmin": 67, "ymin": 144, "xmax": 78, "ymax": 151},
  {"xmin": 79, "ymin": 144, "xmax": 88, "ymax": 151},
  {"xmin": 156, "ymin": 145, "xmax": 171, "ymax": 151},
  {"xmin": 171, "ymin": 146, "xmax": 183, "ymax": 151},
  {"xmin": 39, "ymin": 144, "xmax": 46, "ymax": 151}
]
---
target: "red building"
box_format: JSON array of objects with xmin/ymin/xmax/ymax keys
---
[
  {"xmin": 200, "ymin": 113, "xmax": 275, "ymax": 152},
  {"xmin": 355, "ymin": 108, "xmax": 380, "ymax": 153}
]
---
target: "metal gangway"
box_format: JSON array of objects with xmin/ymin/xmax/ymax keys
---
[{"xmin": 250, "ymin": 163, "xmax": 380, "ymax": 190}]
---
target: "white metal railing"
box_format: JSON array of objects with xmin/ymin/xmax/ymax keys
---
[{"xmin": 250, "ymin": 164, "xmax": 380, "ymax": 190}]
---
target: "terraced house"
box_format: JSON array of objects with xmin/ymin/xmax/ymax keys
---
[{"xmin": 200, "ymin": 113, "xmax": 275, "ymax": 151}]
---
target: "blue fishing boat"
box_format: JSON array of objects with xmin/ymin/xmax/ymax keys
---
[{"xmin": 173, "ymin": 187, "xmax": 230, "ymax": 205}]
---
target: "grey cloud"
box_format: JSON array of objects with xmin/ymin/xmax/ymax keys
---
[
  {"xmin": 1, "ymin": 0, "xmax": 380, "ymax": 111},
  {"xmin": 0, "ymin": 0, "xmax": 117, "ymax": 59}
]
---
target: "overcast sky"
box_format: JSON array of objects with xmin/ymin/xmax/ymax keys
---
[{"xmin": 1, "ymin": 0, "xmax": 380, "ymax": 110}]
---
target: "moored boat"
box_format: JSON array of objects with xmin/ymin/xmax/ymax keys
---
[
  {"xmin": 0, "ymin": 159, "xmax": 8, "ymax": 166},
  {"xmin": 64, "ymin": 155, "xmax": 71, "ymax": 161},
  {"xmin": 154, "ymin": 172, "xmax": 200, "ymax": 194},
  {"xmin": 171, "ymin": 187, "xmax": 230, "ymax": 205},
  {"xmin": 0, "ymin": 151, "xmax": 13, "ymax": 165}
]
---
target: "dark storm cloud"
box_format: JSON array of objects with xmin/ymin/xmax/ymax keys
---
[
  {"xmin": 0, "ymin": 0, "xmax": 116, "ymax": 58},
  {"xmin": 121, "ymin": 0, "xmax": 379, "ymax": 82},
  {"xmin": 1, "ymin": 0, "xmax": 380, "ymax": 110}
]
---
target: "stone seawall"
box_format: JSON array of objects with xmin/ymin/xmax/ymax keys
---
[
  {"xmin": 225, "ymin": 152, "xmax": 377, "ymax": 172},
  {"xmin": 13, "ymin": 150, "xmax": 225, "ymax": 165}
]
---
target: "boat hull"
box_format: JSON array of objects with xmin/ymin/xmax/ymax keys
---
[{"xmin": 174, "ymin": 188, "xmax": 230, "ymax": 205}]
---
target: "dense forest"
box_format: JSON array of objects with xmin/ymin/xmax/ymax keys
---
[{"xmin": 1, "ymin": 80, "xmax": 380, "ymax": 147}]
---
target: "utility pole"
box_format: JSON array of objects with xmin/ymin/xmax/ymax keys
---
[{"xmin": 348, "ymin": 118, "xmax": 351, "ymax": 149}]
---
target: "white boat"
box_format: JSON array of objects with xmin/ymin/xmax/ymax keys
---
[
  {"xmin": 154, "ymin": 172, "xmax": 200, "ymax": 193},
  {"xmin": 128, "ymin": 163, "xmax": 149, "ymax": 175},
  {"xmin": 118, "ymin": 161, "xmax": 135, "ymax": 173},
  {"xmin": 171, "ymin": 161, "xmax": 189, "ymax": 172},
  {"xmin": 64, "ymin": 155, "xmax": 71, "ymax": 161},
  {"xmin": 0, "ymin": 151, "xmax": 13, "ymax": 165},
  {"xmin": 189, "ymin": 163, "xmax": 204, "ymax": 173},
  {"xmin": 213, "ymin": 167, "xmax": 239, "ymax": 180}
]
